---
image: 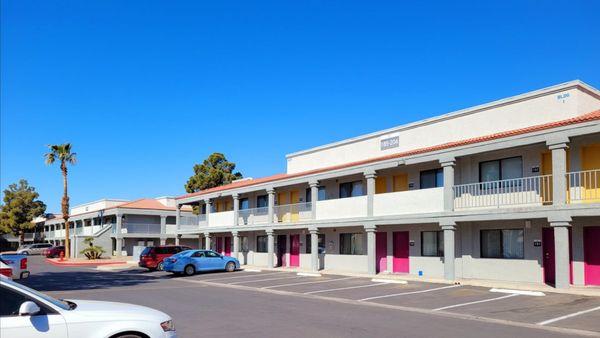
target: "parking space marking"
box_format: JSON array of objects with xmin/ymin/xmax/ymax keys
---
[
  {"xmin": 432, "ymin": 294, "xmax": 519, "ymax": 311},
  {"xmin": 203, "ymin": 272, "xmax": 285, "ymax": 282},
  {"xmin": 305, "ymin": 282, "xmax": 387, "ymax": 295},
  {"xmin": 358, "ymin": 285, "xmax": 460, "ymax": 301},
  {"xmin": 262, "ymin": 276, "xmax": 359, "ymax": 289},
  {"xmin": 228, "ymin": 275, "xmax": 304, "ymax": 285},
  {"xmin": 537, "ymin": 305, "xmax": 600, "ymax": 326}
]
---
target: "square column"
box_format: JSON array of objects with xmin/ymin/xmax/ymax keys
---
[
  {"xmin": 204, "ymin": 199, "xmax": 212, "ymax": 226},
  {"xmin": 551, "ymin": 221, "xmax": 572, "ymax": 289},
  {"xmin": 204, "ymin": 232, "xmax": 212, "ymax": 250},
  {"xmin": 547, "ymin": 140, "xmax": 569, "ymax": 205},
  {"xmin": 267, "ymin": 188, "xmax": 275, "ymax": 223},
  {"xmin": 175, "ymin": 204, "xmax": 181, "ymax": 231},
  {"xmin": 365, "ymin": 224, "xmax": 377, "ymax": 275},
  {"xmin": 440, "ymin": 220, "xmax": 456, "ymax": 281},
  {"xmin": 115, "ymin": 213, "xmax": 123, "ymax": 257},
  {"xmin": 309, "ymin": 228, "xmax": 319, "ymax": 272},
  {"xmin": 232, "ymin": 194, "xmax": 240, "ymax": 227},
  {"xmin": 440, "ymin": 159, "xmax": 456, "ymax": 212},
  {"xmin": 175, "ymin": 234, "xmax": 181, "ymax": 246},
  {"xmin": 160, "ymin": 238, "xmax": 166, "ymax": 245},
  {"xmin": 160, "ymin": 215, "xmax": 167, "ymax": 234},
  {"xmin": 309, "ymin": 180, "xmax": 319, "ymax": 219},
  {"xmin": 198, "ymin": 234, "xmax": 203, "ymax": 250},
  {"xmin": 232, "ymin": 231, "xmax": 240, "ymax": 259},
  {"xmin": 267, "ymin": 229, "xmax": 275, "ymax": 268},
  {"xmin": 364, "ymin": 170, "xmax": 377, "ymax": 217}
]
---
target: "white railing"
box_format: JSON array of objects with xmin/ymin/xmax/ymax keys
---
[
  {"xmin": 23, "ymin": 233, "xmax": 35, "ymax": 240},
  {"xmin": 568, "ymin": 169, "xmax": 600, "ymax": 203},
  {"xmin": 124, "ymin": 222, "xmax": 161, "ymax": 234},
  {"xmin": 274, "ymin": 202, "xmax": 312, "ymax": 223},
  {"xmin": 238, "ymin": 207, "xmax": 269, "ymax": 225},
  {"xmin": 453, "ymin": 175, "xmax": 552, "ymax": 209},
  {"xmin": 45, "ymin": 230, "xmax": 54, "ymax": 238},
  {"xmin": 178, "ymin": 215, "xmax": 206, "ymax": 231}
]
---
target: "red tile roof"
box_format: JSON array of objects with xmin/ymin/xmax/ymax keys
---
[{"xmin": 177, "ymin": 109, "xmax": 600, "ymax": 200}]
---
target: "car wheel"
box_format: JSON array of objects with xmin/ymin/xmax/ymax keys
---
[
  {"xmin": 22, "ymin": 251, "xmax": 29, "ymax": 255},
  {"xmin": 157, "ymin": 261, "xmax": 164, "ymax": 271},
  {"xmin": 184, "ymin": 264, "xmax": 196, "ymax": 276},
  {"xmin": 225, "ymin": 262, "xmax": 236, "ymax": 272},
  {"xmin": 112, "ymin": 333, "xmax": 145, "ymax": 338}
]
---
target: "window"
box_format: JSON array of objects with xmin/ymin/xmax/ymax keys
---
[
  {"xmin": 339, "ymin": 181, "xmax": 364, "ymax": 198},
  {"xmin": 480, "ymin": 157, "xmax": 523, "ymax": 182},
  {"xmin": 480, "ymin": 229, "xmax": 524, "ymax": 259},
  {"xmin": 339, "ymin": 233, "xmax": 364, "ymax": 255},
  {"xmin": 256, "ymin": 236, "xmax": 268, "ymax": 253},
  {"xmin": 256, "ymin": 195, "xmax": 268, "ymax": 208},
  {"xmin": 192, "ymin": 251, "xmax": 205, "ymax": 258},
  {"xmin": 421, "ymin": 231, "xmax": 444, "ymax": 257},
  {"xmin": 240, "ymin": 236, "xmax": 249, "ymax": 252},
  {"xmin": 240, "ymin": 198, "xmax": 249, "ymax": 210},
  {"xmin": 205, "ymin": 251, "xmax": 220, "ymax": 258},
  {"xmin": 305, "ymin": 187, "xmax": 327, "ymax": 202},
  {"xmin": 420, "ymin": 168, "xmax": 444, "ymax": 189},
  {"xmin": 0, "ymin": 286, "xmax": 40, "ymax": 317},
  {"xmin": 306, "ymin": 234, "xmax": 326, "ymax": 254}
]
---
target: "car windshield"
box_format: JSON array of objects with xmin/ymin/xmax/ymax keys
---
[
  {"xmin": 1, "ymin": 279, "xmax": 73, "ymax": 311},
  {"xmin": 140, "ymin": 247, "xmax": 152, "ymax": 255},
  {"xmin": 173, "ymin": 250, "xmax": 194, "ymax": 258}
]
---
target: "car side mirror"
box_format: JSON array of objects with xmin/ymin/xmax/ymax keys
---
[{"xmin": 19, "ymin": 301, "xmax": 40, "ymax": 316}]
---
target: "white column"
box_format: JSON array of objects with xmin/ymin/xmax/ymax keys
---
[
  {"xmin": 548, "ymin": 141, "xmax": 569, "ymax": 205},
  {"xmin": 232, "ymin": 231, "xmax": 240, "ymax": 259},
  {"xmin": 267, "ymin": 188, "xmax": 275, "ymax": 223},
  {"xmin": 365, "ymin": 224, "xmax": 377, "ymax": 275},
  {"xmin": 309, "ymin": 228, "xmax": 319, "ymax": 272},
  {"xmin": 267, "ymin": 229, "xmax": 275, "ymax": 268},
  {"xmin": 551, "ymin": 220, "xmax": 572, "ymax": 289},
  {"xmin": 233, "ymin": 193, "xmax": 240, "ymax": 227},
  {"xmin": 115, "ymin": 214, "xmax": 123, "ymax": 257},
  {"xmin": 204, "ymin": 199, "xmax": 212, "ymax": 226},
  {"xmin": 204, "ymin": 232, "xmax": 211, "ymax": 250},
  {"xmin": 365, "ymin": 170, "xmax": 377, "ymax": 217},
  {"xmin": 441, "ymin": 220, "xmax": 456, "ymax": 281},
  {"xmin": 440, "ymin": 159, "xmax": 456, "ymax": 212},
  {"xmin": 175, "ymin": 204, "xmax": 181, "ymax": 231},
  {"xmin": 309, "ymin": 180, "xmax": 319, "ymax": 219},
  {"xmin": 175, "ymin": 234, "xmax": 181, "ymax": 246},
  {"xmin": 160, "ymin": 215, "xmax": 167, "ymax": 234}
]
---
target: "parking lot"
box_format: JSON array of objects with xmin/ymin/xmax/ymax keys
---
[{"xmin": 18, "ymin": 257, "xmax": 600, "ymax": 337}]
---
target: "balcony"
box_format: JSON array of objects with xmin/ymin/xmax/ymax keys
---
[
  {"xmin": 274, "ymin": 202, "xmax": 312, "ymax": 223},
  {"xmin": 122, "ymin": 222, "xmax": 161, "ymax": 234},
  {"xmin": 208, "ymin": 210, "xmax": 235, "ymax": 227},
  {"xmin": 373, "ymin": 188, "xmax": 444, "ymax": 216},
  {"xmin": 567, "ymin": 169, "xmax": 600, "ymax": 203},
  {"xmin": 239, "ymin": 207, "xmax": 269, "ymax": 225},
  {"xmin": 316, "ymin": 196, "xmax": 368, "ymax": 220},
  {"xmin": 179, "ymin": 215, "xmax": 205, "ymax": 232},
  {"xmin": 453, "ymin": 175, "xmax": 552, "ymax": 210}
]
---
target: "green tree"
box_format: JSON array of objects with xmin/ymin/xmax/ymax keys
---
[
  {"xmin": 45, "ymin": 143, "xmax": 77, "ymax": 259},
  {"xmin": 185, "ymin": 153, "xmax": 243, "ymax": 193},
  {"xmin": 0, "ymin": 180, "xmax": 47, "ymax": 244}
]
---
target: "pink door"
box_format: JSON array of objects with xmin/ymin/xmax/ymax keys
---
[
  {"xmin": 376, "ymin": 232, "xmax": 387, "ymax": 273},
  {"xmin": 290, "ymin": 234, "xmax": 300, "ymax": 267},
  {"xmin": 216, "ymin": 237, "xmax": 223, "ymax": 255},
  {"xmin": 584, "ymin": 227, "xmax": 600, "ymax": 286},
  {"xmin": 543, "ymin": 227, "xmax": 573, "ymax": 285},
  {"xmin": 224, "ymin": 237, "xmax": 232, "ymax": 256},
  {"xmin": 392, "ymin": 231, "xmax": 409, "ymax": 273}
]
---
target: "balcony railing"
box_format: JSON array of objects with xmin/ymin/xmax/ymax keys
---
[
  {"xmin": 123, "ymin": 223, "xmax": 161, "ymax": 234},
  {"xmin": 568, "ymin": 169, "xmax": 600, "ymax": 203},
  {"xmin": 274, "ymin": 202, "xmax": 312, "ymax": 223},
  {"xmin": 239, "ymin": 207, "xmax": 269, "ymax": 225},
  {"xmin": 453, "ymin": 175, "xmax": 552, "ymax": 209},
  {"xmin": 178, "ymin": 215, "xmax": 205, "ymax": 231}
]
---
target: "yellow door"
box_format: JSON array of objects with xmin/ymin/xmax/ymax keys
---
[
  {"xmin": 277, "ymin": 192, "xmax": 288, "ymax": 222},
  {"xmin": 215, "ymin": 201, "xmax": 222, "ymax": 212},
  {"xmin": 581, "ymin": 144, "xmax": 600, "ymax": 203},
  {"xmin": 290, "ymin": 190, "xmax": 300, "ymax": 221},
  {"xmin": 225, "ymin": 200, "xmax": 232, "ymax": 211},
  {"xmin": 393, "ymin": 174, "xmax": 408, "ymax": 192},
  {"xmin": 375, "ymin": 177, "xmax": 387, "ymax": 194},
  {"xmin": 541, "ymin": 152, "xmax": 553, "ymax": 204}
]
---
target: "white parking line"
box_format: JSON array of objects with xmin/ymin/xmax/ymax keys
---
[
  {"xmin": 537, "ymin": 306, "xmax": 600, "ymax": 326},
  {"xmin": 305, "ymin": 282, "xmax": 387, "ymax": 295},
  {"xmin": 228, "ymin": 275, "xmax": 301, "ymax": 285},
  {"xmin": 358, "ymin": 285, "xmax": 460, "ymax": 301},
  {"xmin": 262, "ymin": 276, "xmax": 358, "ymax": 289},
  {"xmin": 203, "ymin": 272, "xmax": 285, "ymax": 282},
  {"xmin": 432, "ymin": 293, "xmax": 519, "ymax": 311}
]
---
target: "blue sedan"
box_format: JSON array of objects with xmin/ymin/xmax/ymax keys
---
[{"xmin": 163, "ymin": 250, "xmax": 240, "ymax": 276}]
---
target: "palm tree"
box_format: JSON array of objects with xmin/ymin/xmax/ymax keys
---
[{"xmin": 45, "ymin": 143, "xmax": 77, "ymax": 259}]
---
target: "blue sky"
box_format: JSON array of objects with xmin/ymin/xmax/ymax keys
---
[{"xmin": 1, "ymin": 1, "xmax": 599, "ymax": 212}]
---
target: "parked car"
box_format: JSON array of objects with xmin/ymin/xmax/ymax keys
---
[
  {"xmin": 16, "ymin": 243, "xmax": 53, "ymax": 255},
  {"xmin": 0, "ymin": 260, "xmax": 12, "ymax": 279},
  {"xmin": 0, "ymin": 254, "xmax": 29, "ymax": 280},
  {"xmin": 163, "ymin": 249, "xmax": 240, "ymax": 276},
  {"xmin": 139, "ymin": 245, "xmax": 191, "ymax": 271},
  {"xmin": 44, "ymin": 246, "xmax": 65, "ymax": 258},
  {"xmin": 0, "ymin": 278, "xmax": 177, "ymax": 337}
]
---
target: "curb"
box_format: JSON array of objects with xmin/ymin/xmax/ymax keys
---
[{"xmin": 45, "ymin": 258, "xmax": 128, "ymax": 267}]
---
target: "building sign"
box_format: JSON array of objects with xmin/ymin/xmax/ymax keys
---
[{"xmin": 380, "ymin": 136, "xmax": 399, "ymax": 150}]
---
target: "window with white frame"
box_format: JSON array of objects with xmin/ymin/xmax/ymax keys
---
[
  {"xmin": 480, "ymin": 229, "xmax": 524, "ymax": 259},
  {"xmin": 256, "ymin": 235, "xmax": 268, "ymax": 253},
  {"xmin": 421, "ymin": 231, "xmax": 444, "ymax": 257},
  {"xmin": 339, "ymin": 233, "xmax": 364, "ymax": 255}
]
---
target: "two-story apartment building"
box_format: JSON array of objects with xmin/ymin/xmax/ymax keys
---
[
  {"xmin": 175, "ymin": 80, "xmax": 600, "ymax": 289},
  {"xmin": 42, "ymin": 197, "xmax": 195, "ymax": 257}
]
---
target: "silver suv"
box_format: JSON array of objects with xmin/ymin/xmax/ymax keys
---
[{"xmin": 17, "ymin": 243, "xmax": 53, "ymax": 255}]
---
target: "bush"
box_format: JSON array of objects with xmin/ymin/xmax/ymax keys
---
[{"xmin": 80, "ymin": 237, "xmax": 105, "ymax": 260}]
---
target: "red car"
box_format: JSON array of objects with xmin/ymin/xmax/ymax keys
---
[
  {"xmin": 139, "ymin": 245, "xmax": 191, "ymax": 271},
  {"xmin": 44, "ymin": 246, "xmax": 65, "ymax": 258}
]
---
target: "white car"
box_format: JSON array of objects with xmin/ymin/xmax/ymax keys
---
[
  {"xmin": 0, "ymin": 278, "xmax": 177, "ymax": 338},
  {"xmin": 0, "ymin": 261, "xmax": 12, "ymax": 280}
]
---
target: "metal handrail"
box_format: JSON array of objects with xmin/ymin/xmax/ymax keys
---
[
  {"xmin": 238, "ymin": 207, "xmax": 269, "ymax": 225},
  {"xmin": 567, "ymin": 169, "xmax": 600, "ymax": 202},
  {"xmin": 274, "ymin": 202, "xmax": 312, "ymax": 223}
]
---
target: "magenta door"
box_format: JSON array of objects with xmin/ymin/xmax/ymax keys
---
[
  {"xmin": 584, "ymin": 227, "xmax": 600, "ymax": 286},
  {"xmin": 224, "ymin": 237, "xmax": 232, "ymax": 256},
  {"xmin": 290, "ymin": 234, "xmax": 300, "ymax": 267},
  {"xmin": 376, "ymin": 232, "xmax": 387, "ymax": 273},
  {"xmin": 392, "ymin": 231, "xmax": 409, "ymax": 273},
  {"xmin": 543, "ymin": 227, "xmax": 573, "ymax": 285},
  {"xmin": 216, "ymin": 237, "xmax": 223, "ymax": 254}
]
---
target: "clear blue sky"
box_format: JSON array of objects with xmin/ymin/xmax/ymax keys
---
[{"xmin": 1, "ymin": 1, "xmax": 599, "ymax": 212}]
